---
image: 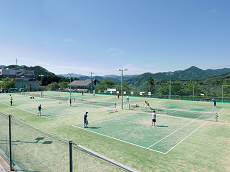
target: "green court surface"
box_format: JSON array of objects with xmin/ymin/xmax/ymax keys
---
[
  {"xmin": 74, "ymin": 111, "xmax": 214, "ymax": 154},
  {"xmin": 0, "ymin": 91, "xmax": 230, "ymax": 171}
]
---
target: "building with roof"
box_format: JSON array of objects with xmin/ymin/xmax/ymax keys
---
[
  {"xmin": 0, "ymin": 68, "xmax": 39, "ymax": 91},
  {"xmin": 68, "ymin": 79, "xmax": 100, "ymax": 92}
]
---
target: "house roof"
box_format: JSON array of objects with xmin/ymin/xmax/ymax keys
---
[{"xmin": 69, "ymin": 79, "xmax": 99, "ymax": 87}]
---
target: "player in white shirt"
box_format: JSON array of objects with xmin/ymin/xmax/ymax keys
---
[{"xmin": 152, "ymin": 110, "xmax": 156, "ymax": 126}]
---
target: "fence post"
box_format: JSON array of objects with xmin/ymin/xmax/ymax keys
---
[
  {"xmin": 9, "ymin": 115, "xmax": 13, "ymax": 171},
  {"xmin": 69, "ymin": 140, "xmax": 73, "ymax": 172}
]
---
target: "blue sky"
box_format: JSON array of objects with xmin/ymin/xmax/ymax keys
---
[{"xmin": 0, "ymin": 0, "xmax": 230, "ymax": 76}]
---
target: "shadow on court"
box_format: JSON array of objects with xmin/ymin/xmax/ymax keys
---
[
  {"xmin": 87, "ymin": 127, "xmax": 101, "ymax": 129},
  {"xmin": 0, "ymin": 137, "xmax": 53, "ymax": 145},
  {"xmin": 156, "ymin": 125, "xmax": 168, "ymax": 127}
]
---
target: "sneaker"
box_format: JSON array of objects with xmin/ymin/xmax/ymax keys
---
[{"xmin": 151, "ymin": 124, "xmax": 153, "ymax": 126}]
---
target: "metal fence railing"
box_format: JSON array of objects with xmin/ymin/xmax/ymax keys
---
[{"xmin": 0, "ymin": 112, "xmax": 138, "ymax": 172}]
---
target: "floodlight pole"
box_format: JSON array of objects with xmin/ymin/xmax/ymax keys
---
[
  {"xmin": 170, "ymin": 74, "xmax": 171, "ymax": 99},
  {"xmin": 33, "ymin": 78, "xmax": 35, "ymax": 91},
  {"xmin": 222, "ymin": 85, "xmax": 223, "ymax": 102},
  {"xmin": 39, "ymin": 75, "xmax": 44, "ymax": 97},
  {"xmin": 167, "ymin": 72, "xmax": 173, "ymax": 99},
  {"xmin": 117, "ymin": 69, "xmax": 128, "ymax": 109},
  {"xmin": 68, "ymin": 73, "xmax": 73, "ymax": 101},
  {"xmin": 6, "ymin": 77, "xmax": 9, "ymax": 93},
  {"xmin": 91, "ymin": 72, "xmax": 94, "ymax": 94},
  {"xmin": 21, "ymin": 76, "xmax": 24, "ymax": 95}
]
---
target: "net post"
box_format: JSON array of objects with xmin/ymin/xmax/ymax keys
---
[
  {"xmin": 129, "ymin": 104, "xmax": 130, "ymax": 110},
  {"xmin": 115, "ymin": 102, "xmax": 116, "ymax": 108},
  {"xmin": 216, "ymin": 113, "xmax": 218, "ymax": 122},
  {"xmin": 9, "ymin": 114, "xmax": 13, "ymax": 171},
  {"xmin": 69, "ymin": 140, "xmax": 73, "ymax": 172}
]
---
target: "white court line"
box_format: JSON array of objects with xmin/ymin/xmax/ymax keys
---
[
  {"xmin": 21, "ymin": 109, "xmax": 50, "ymax": 119},
  {"xmin": 73, "ymin": 107, "xmax": 223, "ymax": 154},
  {"xmin": 148, "ymin": 107, "xmax": 224, "ymax": 153},
  {"xmin": 218, "ymin": 107, "xmax": 224, "ymax": 114},
  {"xmin": 147, "ymin": 107, "xmax": 217, "ymax": 149},
  {"xmin": 165, "ymin": 107, "xmax": 224, "ymax": 154},
  {"xmin": 72, "ymin": 125, "xmax": 166, "ymax": 154}
]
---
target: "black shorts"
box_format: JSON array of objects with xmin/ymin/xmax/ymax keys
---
[{"xmin": 152, "ymin": 119, "xmax": 156, "ymax": 122}]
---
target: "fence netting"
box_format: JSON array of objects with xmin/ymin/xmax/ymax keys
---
[
  {"xmin": 94, "ymin": 84, "xmax": 230, "ymax": 102},
  {"xmin": 0, "ymin": 112, "xmax": 136, "ymax": 172},
  {"xmin": 0, "ymin": 112, "xmax": 9, "ymax": 163}
]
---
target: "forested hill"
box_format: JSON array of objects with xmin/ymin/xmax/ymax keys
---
[
  {"xmin": 5, "ymin": 65, "xmax": 56, "ymax": 78},
  {"xmin": 3, "ymin": 65, "xmax": 230, "ymax": 86},
  {"xmin": 127, "ymin": 66, "xmax": 230, "ymax": 85},
  {"xmin": 201, "ymin": 71, "xmax": 230, "ymax": 85},
  {"xmin": 4, "ymin": 65, "xmax": 76, "ymax": 85}
]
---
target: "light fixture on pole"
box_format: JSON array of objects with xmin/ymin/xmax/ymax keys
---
[
  {"xmin": 68, "ymin": 73, "xmax": 73, "ymax": 101},
  {"xmin": 117, "ymin": 69, "xmax": 128, "ymax": 109},
  {"xmin": 166, "ymin": 72, "xmax": 173, "ymax": 99},
  {"xmin": 39, "ymin": 75, "xmax": 44, "ymax": 97}
]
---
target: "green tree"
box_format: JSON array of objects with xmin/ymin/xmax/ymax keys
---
[
  {"xmin": 47, "ymin": 82, "xmax": 59, "ymax": 91},
  {"xmin": 157, "ymin": 82, "xmax": 169, "ymax": 98},
  {"xmin": 58, "ymin": 82, "xmax": 69, "ymax": 89},
  {"xmin": 2, "ymin": 78, "xmax": 16, "ymax": 91},
  {"xmin": 146, "ymin": 77, "xmax": 155, "ymax": 94},
  {"xmin": 95, "ymin": 79, "xmax": 115, "ymax": 93},
  {"xmin": 223, "ymin": 79, "xmax": 230, "ymax": 96}
]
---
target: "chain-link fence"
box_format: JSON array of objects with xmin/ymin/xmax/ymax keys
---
[
  {"xmin": 0, "ymin": 112, "xmax": 138, "ymax": 172},
  {"xmin": 94, "ymin": 84, "xmax": 230, "ymax": 103}
]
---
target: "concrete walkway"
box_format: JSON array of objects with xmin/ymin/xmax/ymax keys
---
[{"xmin": 0, "ymin": 156, "xmax": 10, "ymax": 172}]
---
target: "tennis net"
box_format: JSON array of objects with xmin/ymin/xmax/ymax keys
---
[
  {"xmin": 43, "ymin": 95, "xmax": 68, "ymax": 101},
  {"xmin": 74, "ymin": 98, "xmax": 116, "ymax": 108},
  {"xmin": 129, "ymin": 104, "xmax": 217, "ymax": 120}
]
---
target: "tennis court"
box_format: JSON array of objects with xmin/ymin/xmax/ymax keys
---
[
  {"xmin": 73, "ymin": 106, "xmax": 220, "ymax": 154},
  {"xmin": 0, "ymin": 91, "xmax": 229, "ymax": 171}
]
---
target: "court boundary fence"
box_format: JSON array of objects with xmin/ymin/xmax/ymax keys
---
[{"xmin": 0, "ymin": 112, "xmax": 138, "ymax": 172}]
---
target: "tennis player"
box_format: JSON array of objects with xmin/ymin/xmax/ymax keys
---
[
  {"xmin": 213, "ymin": 98, "xmax": 216, "ymax": 107},
  {"xmin": 84, "ymin": 112, "xmax": 88, "ymax": 128},
  {"xmin": 10, "ymin": 97, "xmax": 13, "ymax": 106},
  {"xmin": 144, "ymin": 101, "xmax": 151, "ymax": 109},
  {"xmin": 152, "ymin": 110, "xmax": 156, "ymax": 126},
  {"xmin": 37, "ymin": 104, "xmax": 43, "ymax": 116}
]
